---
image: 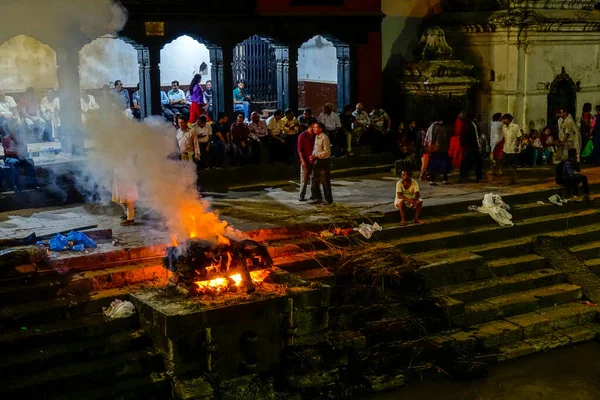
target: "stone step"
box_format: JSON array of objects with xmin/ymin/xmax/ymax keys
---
[
  {"xmin": 0, "ymin": 313, "xmax": 139, "ymax": 357},
  {"xmin": 294, "ymin": 267, "xmax": 336, "ymax": 284},
  {"xmin": 498, "ymin": 323, "xmax": 600, "ymax": 362},
  {"xmin": 584, "ymin": 258, "xmax": 600, "ymax": 276},
  {"xmin": 486, "ymin": 254, "xmax": 548, "ymax": 277},
  {"xmin": 449, "ymin": 283, "xmax": 582, "ymax": 327},
  {"xmin": 58, "ymin": 374, "xmax": 171, "ymax": 400},
  {"xmin": 413, "ymin": 251, "xmax": 485, "ymax": 289},
  {"xmin": 443, "ymin": 302, "xmax": 598, "ymax": 352},
  {"xmin": 0, "ymin": 350, "xmax": 163, "ymax": 398},
  {"xmin": 433, "ymin": 268, "xmax": 566, "ymax": 303},
  {"xmin": 570, "ymin": 240, "xmax": 600, "ymax": 261},
  {"xmin": 0, "ymin": 329, "xmax": 150, "ymax": 378},
  {"xmin": 0, "ymin": 287, "xmax": 133, "ymax": 328},
  {"xmin": 0, "ymin": 263, "xmax": 167, "ymax": 305},
  {"xmin": 394, "ymin": 208, "xmax": 600, "ymax": 254}
]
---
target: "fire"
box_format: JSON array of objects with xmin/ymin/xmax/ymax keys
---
[
  {"xmin": 194, "ymin": 270, "xmax": 270, "ymax": 294},
  {"xmin": 175, "ymin": 205, "xmax": 230, "ymax": 245}
]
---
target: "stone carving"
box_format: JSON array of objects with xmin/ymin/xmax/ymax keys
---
[
  {"xmin": 413, "ymin": 26, "xmax": 453, "ymax": 61},
  {"xmin": 445, "ymin": 0, "xmax": 596, "ymax": 11}
]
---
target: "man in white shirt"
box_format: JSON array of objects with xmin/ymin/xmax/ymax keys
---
[
  {"xmin": 166, "ymin": 80, "xmax": 190, "ymax": 119},
  {"xmin": 247, "ymin": 111, "xmax": 268, "ymax": 165},
  {"xmin": 318, "ymin": 103, "xmax": 342, "ymax": 157},
  {"xmin": 310, "ymin": 122, "xmax": 333, "ymax": 204},
  {"xmin": 501, "ymin": 113, "xmax": 522, "ymax": 184},
  {"xmin": 266, "ymin": 110, "xmax": 286, "ymax": 164},
  {"xmin": 189, "ymin": 115, "xmax": 212, "ymax": 168},
  {"xmin": 176, "ymin": 115, "xmax": 199, "ymax": 162},
  {"xmin": 352, "ymin": 102, "xmax": 370, "ymax": 140},
  {"xmin": 0, "ymin": 92, "xmax": 22, "ymax": 137},
  {"xmin": 559, "ymin": 108, "xmax": 581, "ymax": 160}
]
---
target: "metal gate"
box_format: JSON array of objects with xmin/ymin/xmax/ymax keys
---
[{"xmin": 233, "ymin": 35, "xmax": 278, "ymax": 110}]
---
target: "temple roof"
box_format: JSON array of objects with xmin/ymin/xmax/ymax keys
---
[{"xmin": 444, "ymin": 0, "xmax": 598, "ymax": 12}]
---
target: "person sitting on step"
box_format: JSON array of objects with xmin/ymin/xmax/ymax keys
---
[
  {"xmin": 394, "ymin": 170, "xmax": 423, "ymax": 225},
  {"xmin": 561, "ymin": 148, "xmax": 590, "ymax": 200}
]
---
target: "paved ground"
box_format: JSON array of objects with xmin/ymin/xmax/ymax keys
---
[{"xmin": 1, "ymin": 165, "xmax": 598, "ymax": 252}]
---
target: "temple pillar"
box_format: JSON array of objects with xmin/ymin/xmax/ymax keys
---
[
  {"xmin": 274, "ymin": 46, "xmax": 289, "ymax": 111},
  {"xmin": 137, "ymin": 47, "xmax": 151, "ymax": 118},
  {"xmin": 288, "ymin": 46, "xmax": 299, "ymax": 112},
  {"xmin": 336, "ymin": 45, "xmax": 351, "ymax": 113},
  {"xmin": 222, "ymin": 45, "xmax": 234, "ymax": 117},
  {"xmin": 208, "ymin": 47, "xmax": 225, "ymax": 118},
  {"xmin": 148, "ymin": 45, "xmax": 162, "ymax": 116},
  {"xmin": 56, "ymin": 46, "xmax": 83, "ymax": 155}
]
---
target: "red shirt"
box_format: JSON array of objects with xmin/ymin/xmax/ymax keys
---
[
  {"xmin": 2, "ymin": 135, "xmax": 25, "ymax": 158},
  {"xmin": 297, "ymin": 131, "xmax": 315, "ymax": 164},
  {"xmin": 230, "ymin": 122, "xmax": 250, "ymax": 142}
]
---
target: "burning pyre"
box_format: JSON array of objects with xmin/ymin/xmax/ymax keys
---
[{"xmin": 163, "ymin": 238, "xmax": 274, "ymax": 296}]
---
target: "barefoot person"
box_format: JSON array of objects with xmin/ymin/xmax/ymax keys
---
[
  {"xmin": 394, "ymin": 170, "xmax": 423, "ymax": 224},
  {"xmin": 112, "ymin": 152, "xmax": 138, "ymax": 226}
]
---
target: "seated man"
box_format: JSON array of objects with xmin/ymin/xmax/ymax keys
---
[
  {"xmin": 298, "ymin": 108, "xmax": 316, "ymax": 133},
  {"xmin": 204, "ymin": 80, "xmax": 214, "ymax": 120},
  {"xmin": 113, "ymin": 80, "xmax": 132, "ymax": 116},
  {"xmin": 190, "ymin": 115, "xmax": 212, "ymax": 169},
  {"xmin": 0, "ymin": 92, "xmax": 22, "ymax": 136},
  {"xmin": 20, "ymin": 87, "xmax": 47, "ymax": 141},
  {"xmin": 40, "ymin": 89, "xmax": 60, "ymax": 141},
  {"xmin": 210, "ymin": 113, "xmax": 230, "ymax": 169},
  {"xmin": 370, "ymin": 104, "xmax": 392, "ymax": 153},
  {"xmin": 160, "ymin": 91, "xmax": 174, "ymax": 121},
  {"xmin": 176, "ymin": 115, "xmax": 199, "ymax": 162},
  {"xmin": 80, "ymin": 89, "xmax": 100, "ymax": 124},
  {"xmin": 1, "ymin": 124, "xmax": 38, "ymax": 191},
  {"xmin": 166, "ymin": 81, "xmax": 190, "ymax": 119},
  {"xmin": 352, "ymin": 103, "xmax": 370, "ymax": 143},
  {"xmin": 247, "ymin": 111, "xmax": 268, "ymax": 165},
  {"xmin": 266, "ymin": 110, "xmax": 286, "ymax": 164},
  {"xmin": 318, "ymin": 103, "xmax": 348, "ymax": 157},
  {"xmin": 282, "ymin": 109, "xmax": 300, "ymax": 164},
  {"xmin": 561, "ymin": 148, "xmax": 590, "ymax": 199},
  {"xmin": 233, "ymin": 80, "xmax": 251, "ymax": 120},
  {"xmin": 132, "ymin": 83, "xmax": 142, "ymax": 119},
  {"xmin": 394, "ymin": 170, "xmax": 423, "ymax": 225},
  {"xmin": 230, "ymin": 114, "xmax": 251, "ymax": 166}
]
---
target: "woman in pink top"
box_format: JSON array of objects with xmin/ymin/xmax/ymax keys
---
[{"xmin": 187, "ymin": 74, "xmax": 205, "ymax": 124}]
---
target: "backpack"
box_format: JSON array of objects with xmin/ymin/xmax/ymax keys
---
[{"xmin": 555, "ymin": 161, "xmax": 565, "ymax": 185}]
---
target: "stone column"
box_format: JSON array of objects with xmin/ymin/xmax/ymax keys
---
[
  {"xmin": 56, "ymin": 46, "xmax": 83, "ymax": 155},
  {"xmin": 148, "ymin": 45, "xmax": 162, "ymax": 116},
  {"xmin": 137, "ymin": 47, "xmax": 152, "ymax": 118},
  {"xmin": 288, "ymin": 46, "xmax": 299, "ymax": 112},
  {"xmin": 274, "ymin": 46, "xmax": 290, "ymax": 111},
  {"xmin": 208, "ymin": 47, "xmax": 225, "ymax": 118},
  {"xmin": 222, "ymin": 45, "xmax": 234, "ymax": 117},
  {"xmin": 336, "ymin": 45, "xmax": 351, "ymax": 113}
]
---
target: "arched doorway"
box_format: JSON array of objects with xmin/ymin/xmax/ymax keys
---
[
  {"xmin": 0, "ymin": 35, "xmax": 58, "ymax": 145},
  {"xmin": 298, "ymin": 35, "xmax": 338, "ymax": 113},
  {"xmin": 547, "ymin": 67, "xmax": 577, "ymax": 131},
  {"xmin": 232, "ymin": 35, "xmax": 286, "ymax": 116}
]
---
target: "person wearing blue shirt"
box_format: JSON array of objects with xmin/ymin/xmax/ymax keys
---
[
  {"xmin": 233, "ymin": 80, "xmax": 251, "ymax": 120},
  {"xmin": 113, "ymin": 80, "xmax": 131, "ymax": 110},
  {"xmin": 132, "ymin": 83, "xmax": 141, "ymax": 119},
  {"xmin": 165, "ymin": 80, "xmax": 190, "ymax": 119}
]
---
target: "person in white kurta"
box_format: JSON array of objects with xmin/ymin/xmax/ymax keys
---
[
  {"xmin": 394, "ymin": 170, "xmax": 423, "ymax": 225},
  {"xmin": 40, "ymin": 89, "xmax": 60, "ymax": 140},
  {"xmin": 560, "ymin": 111, "xmax": 581, "ymax": 161}
]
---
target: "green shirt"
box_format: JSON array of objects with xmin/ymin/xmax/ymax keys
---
[{"xmin": 233, "ymin": 88, "xmax": 247, "ymax": 102}]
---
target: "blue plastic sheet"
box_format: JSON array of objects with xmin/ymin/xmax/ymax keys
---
[
  {"xmin": 66, "ymin": 230, "xmax": 97, "ymax": 248},
  {"xmin": 71, "ymin": 244, "xmax": 85, "ymax": 251},
  {"xmin": 49, "ymin": 234, "xmax": 69, "ymax": 251}
]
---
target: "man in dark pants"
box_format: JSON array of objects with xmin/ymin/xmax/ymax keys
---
[
  {"xmin": 459, "ymin": 113, "xmax": 483, "ymax": 182},
  {"xmin": 297, "ymin": 122, "xmax": 317, "ymax": 201},
  {"xmin": 310, "ymin": 123, "xmax": 333, "ymax": 205},
  {"xmin": 563, "ymin": 148, "xmax": 590, "ymax": 199},
  {"xmin": 1, "ymin": 124, "xmax": 38, "ymax": 191}
]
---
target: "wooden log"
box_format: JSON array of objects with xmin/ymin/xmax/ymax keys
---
[
  {"xmin": 80, "ymin": 229, "xmax": 113, "ymax": 240},
  {"xmin": 0, "ymin": 246, "xmax": 48, "ymax": 270},
  {"xmin": 0, "ymin": 233, "xmax": 37, "ymax": 248}
]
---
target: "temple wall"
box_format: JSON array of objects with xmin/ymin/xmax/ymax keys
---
[{"xmin": 298, "ymin": 36, "xmax": 337, "ymax": 83}]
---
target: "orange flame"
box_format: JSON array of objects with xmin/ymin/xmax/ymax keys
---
[
  {"xmin": 173, "ymin": 204, "xmax": 229, "ymax": 245},
  {"xmin": 194, "ymin": 270, "xmax": 270, "ymax": 294}
]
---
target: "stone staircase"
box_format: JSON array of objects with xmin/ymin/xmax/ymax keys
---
[
  {"xmin": 0, "ymin": 258, "xmax": 170, "ymax": 399},
  {"xmin": 270, "ymin": 185, "xmax": 600, "ymax": 379}
]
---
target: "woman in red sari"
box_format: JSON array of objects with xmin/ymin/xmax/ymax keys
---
[{"xmin": 449, "ymin": 111, "xmax": 464, "ymax": 170}]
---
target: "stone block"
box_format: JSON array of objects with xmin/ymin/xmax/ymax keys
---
[
  {"xmin": 289, "ymin": 369, "xmax": 339, "ymax": 390},
  {"xmin": 450, "ymin": 302, "xmax": 499, "ymax": 327},
  {"xmin": 365, "ymin": 373, "xmax": 405, "ymax": 393},
  {"xmin": 469, "ymin": 320, "xmax": 522, "ymax": 349},
  {"xmin": 174, "ymin": 376, "xmax": 214, "ymax": 400},
  {"xmin": 447, "ymin": 330, "xmax": 478, "ymax": 352},
  {"xmin": 558, "ymin": 325, "xmax": 596, "ymax": 344},
  {"xmin": 505, "ymin": 312, "xmax": 553, "ymax": 339},
  {"xmin": 524, "ymin": 332, "xmax": 570, "ymax": 352},
  {"xmin": 497, "ymin": 341, "xmax": 536, "ymax": 362}
]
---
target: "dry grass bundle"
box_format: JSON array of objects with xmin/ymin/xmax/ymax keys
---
[{"xmin": 335, "ymin": 243, "xmax": 425, "ymax": 286}]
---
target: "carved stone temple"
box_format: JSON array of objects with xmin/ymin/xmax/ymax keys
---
[{"xmin": 405, "ymin": 0, "xmax": 600, "ymax": 130}]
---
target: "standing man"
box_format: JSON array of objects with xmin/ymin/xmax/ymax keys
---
[
  {"xmin": 560, "ymin": 108, "xmax": 581, "ymax": 160},
  {"xmin": 204, "ymin": 80, "xmax": 214, "ymax": 120},
  {"xmin": 310, "ymin": 123, "xmax": 333, "ymax": 205},
  {"xmin": 176, "ymin": 115, "xmax": 200, "ymax": 162},
  {"xmin": 501, "ymin": 114, "xmax": 522, "ymax": 185},
  {"xmin": 318, "ymin": 103, "xmax": 342, "ymax": 156},
  {"xmin": 490, "ymin": 112, "xmax": 504, "ymax": 176},
  {"xmin": 424, "ymin": 119, "xmax": 451, "ymax": 185},
  {"xmin": 233, "ymin": 80, "xmax": 251, "ymax": 120},
  {"xmin": 189, "ymin": 115, "xmax": 212, "ymax": 168},
  {"xmin": 298, "ymin": 108, "xmax": 316, "ymax": 133},
  {"xmin": 459, "ymin": 113, "xmax": 483, "ymax": 182},
  {"xmin": 247, "ymin": 111, "xmax": 268, "ymax": 165},
  {"xmin": 297, "ymin": 122, "xmax": 317, "ymax": 202}
]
